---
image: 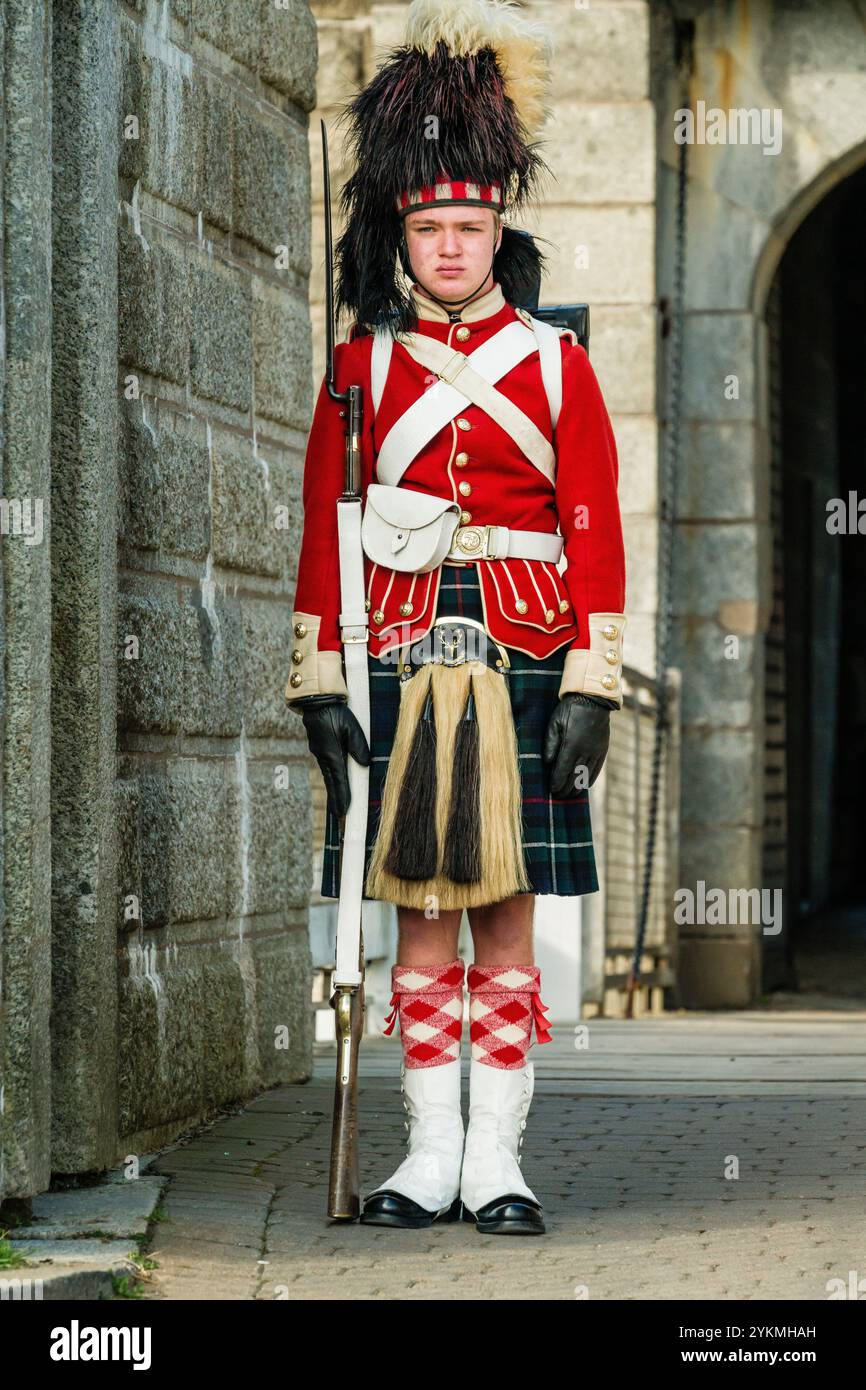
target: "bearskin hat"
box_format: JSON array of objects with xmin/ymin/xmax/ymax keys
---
[{"xmin": 334, "ymin": 0, "xmax": 553, "ymax": 336}]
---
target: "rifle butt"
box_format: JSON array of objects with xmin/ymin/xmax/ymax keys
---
[{"xmin": 327, "ymin": 983, "xmax": 364, "ymax": 1219}]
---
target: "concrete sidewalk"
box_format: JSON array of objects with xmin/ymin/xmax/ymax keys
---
[{"xmin": 137, "ymin": 1008, "xmax": 866, "ymax": 1301}]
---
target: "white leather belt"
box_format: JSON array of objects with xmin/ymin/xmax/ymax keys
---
[{"xmin": 445, "ymin": 523, "xmax": 564, "ymax": 564}]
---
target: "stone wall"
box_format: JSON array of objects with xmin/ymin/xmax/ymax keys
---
[
  {"xmin": 654, "ymin": 0, "xmax": 866, "ymax": 1004},
  {"xmin": 112, "ymin": 0, "xmax": 319, "ymax": 1154},
  {"xmin": 531, "ymin": 0, "xmax": 658, "ymax": 680},
  {"xmin": 1, "ymin": 0, "xmax": 320, "ymax": 1201},
  {"xmin": 0, "ymin": 0, "xmax": 54, "ymax": 1201}
]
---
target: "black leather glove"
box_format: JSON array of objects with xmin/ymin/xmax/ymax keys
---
[
  {"xmin": 289, "ymin": 694, "xmax": 371, "ymax": 818},
  {"xmin": 542, "ymin": 692, "xmax": 616, "ymax": 796}
]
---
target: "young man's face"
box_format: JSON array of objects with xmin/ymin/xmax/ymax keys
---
[{"xmin": 403, "ymin": 205, "xmax": 503, "ymax": 302}]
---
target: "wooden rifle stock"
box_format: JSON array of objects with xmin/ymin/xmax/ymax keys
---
[{"xmin": 327, "ymin": 934, "xmax": 365, "ymax": 1220}]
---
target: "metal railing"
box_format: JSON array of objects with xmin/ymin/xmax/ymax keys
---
[{"xmin": 584, "ymin": 665, "xmax": 682, "ymax": 1016}]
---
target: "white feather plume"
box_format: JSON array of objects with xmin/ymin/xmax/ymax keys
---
[{"xmin": 405, "ymin": 0, "xmax": 553, "ymax": 136}]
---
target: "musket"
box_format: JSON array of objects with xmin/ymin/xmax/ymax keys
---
[{"xmin": 321, "ymin": 118, "xmax": 370, "ymax": 1221}]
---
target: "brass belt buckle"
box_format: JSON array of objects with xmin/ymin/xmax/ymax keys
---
[{"xmin": 453, "ymin": 523, "xmax": 497, "ymax": 559}]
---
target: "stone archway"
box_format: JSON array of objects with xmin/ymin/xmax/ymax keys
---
[
  {"xmin": 758, "ymin": 163, "xmax": 866, "ymax": 996},
  {"xmin": 659, "ymin": 0, "xmax": 866, "ymax": 1007}
]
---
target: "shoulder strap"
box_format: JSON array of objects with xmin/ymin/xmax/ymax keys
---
[
  {"xmin": 385, "ymin": 324, "xmax": 555, "ymax": 485},
  {"xmin": 371, "ymin": 316, "xmax": 565, "ymax": 432},
  {"xmin": 527, "ymin": 315, "xmax": 563, "ymax": 432}
]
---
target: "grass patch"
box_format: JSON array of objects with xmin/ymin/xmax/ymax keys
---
[{"xmin": 0, "ymin": 1232, "xmax": 35, "ymax": 1270}]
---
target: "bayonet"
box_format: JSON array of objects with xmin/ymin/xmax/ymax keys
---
[{"xmin": 322, "ymin": 119, "xmax": 364, "ymax": 497}]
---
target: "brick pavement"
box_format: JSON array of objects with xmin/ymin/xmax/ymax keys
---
[{"xmin": 140, "ymin": 1010, "xmax": 866, "ymax": 1300}]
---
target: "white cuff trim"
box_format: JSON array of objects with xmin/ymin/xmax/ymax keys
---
[
  {"xmin": 285, "ymin": 612, "xmax": 349, "ymax": 702},
  {"xmin": 558, "ymin": 612, "xmax": 627, "ymax": 708}
]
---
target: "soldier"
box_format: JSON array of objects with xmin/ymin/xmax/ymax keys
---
[{"xmin": 286, "ymin": 0, "xmax": 626, "ymax": 1235}]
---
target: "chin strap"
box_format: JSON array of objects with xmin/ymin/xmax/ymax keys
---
[{"xmin": 402, "ymin": 231, "xmax": 498, "ymax": 319}]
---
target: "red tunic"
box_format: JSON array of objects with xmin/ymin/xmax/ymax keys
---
[{"xmin": 286, "ymin": 282, "xmax": 627, "ymax": 705}]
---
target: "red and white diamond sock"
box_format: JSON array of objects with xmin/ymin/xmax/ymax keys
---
[
  {"xmin": 467, "ymin": 963, "xmax": 553, "ymax": 1069},
  {"xmin": 382, "ymin": 958, "xmax": 466, "ymax": 1068}
]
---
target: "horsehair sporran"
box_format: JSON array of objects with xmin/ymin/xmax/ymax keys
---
[{"xmin": 365, "ymin": 651, "xmax": 530, "ymax": 908}]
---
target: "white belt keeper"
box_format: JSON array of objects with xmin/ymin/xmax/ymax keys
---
[{"xmin": 339, "ymin": 608, "xmax": 370, "ymax": 641}]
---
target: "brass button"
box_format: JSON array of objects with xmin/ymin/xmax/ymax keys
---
[
  {"xmin": 289, "ymin": 672, "xmax": 303, "ymax": 687},
  {"xmin": 460, "ymin": 509, "xmax": 472, "ymax": 524},
  {"xmin": 456, "ymin": 417, "xmax": 471, "ymax": 431},
  {"xmin": 605, "ymin": 649, "xmax": 619, "ymax": 665},
  {"xmin": 545, "ymin": 609, "xmax": 554, "ymax": 624},
  {"xmin": 293, "ymin": 622, "xmax": 307, "ymax": 638},
  {"xmin": 601, "ymin": 674, "xmax": 618, "ymax": 691},
  {"xmin": 455, "ymin": 451, "xmax": 469, "ymax": 467},
  {"xmin": 291, "ymin": 649, "xmax": 303, "ymax": 664},
  {"xmin": 458, "ymin": 481, "xmax": 471, "ymax": 496},
  {"xmin": 364, "ymin": 597, "xmax": 371, "ymax": 611},
  {"xmin": 559, "ymin": 599, "xmax": 570, "ymax": 612},
  {"xmin": 399, "ymin": 601, "xmax": 413, "ymax": 616},
  {"xmin": 373, "ymin": 609, "xmax": 384, "ymax": 624},
  {"xmin": 602, "ymin": 624, "xmax": 619, "ymax": 641},
  {"xmin": 455, "ymin": 326, "xmax": 470, "ymax": 342},
  {"xmin": 515, "ymin": 598, "xmax": 528, "ymax": 614}
]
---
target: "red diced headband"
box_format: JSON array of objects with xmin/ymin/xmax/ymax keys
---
[{"xmin": 396, "ymin": 179, "xmax": 503, "ymax": 216}]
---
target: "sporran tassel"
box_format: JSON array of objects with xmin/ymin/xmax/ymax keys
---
[
  {"xmin": 442, "ymin": 674, "xmax": 481, "ymax": 882},
  {"xmin": 365, "ymin": 656, "xmax": 531, "ymax": 909},
  {"xmin": 383, "ymin": 678, "xmax": 438, "ymax": 879}
]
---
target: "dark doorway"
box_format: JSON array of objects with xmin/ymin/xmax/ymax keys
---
[{"xmin": 762, "ymin": 167, "xmax": 866, "ymax": 1000}]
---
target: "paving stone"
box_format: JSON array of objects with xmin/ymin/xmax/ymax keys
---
[{"xmin": 121, "ymin": 1010, "xmax": 866, "ymax": 1300}]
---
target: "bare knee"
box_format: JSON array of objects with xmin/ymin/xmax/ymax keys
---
[
  {"xmin": 468, "ymin": 894, "xmax": 535, "ymax": 964},
  {"xmin": 396, "ymin": 906, "xmax": 462, "ymax": 965}
]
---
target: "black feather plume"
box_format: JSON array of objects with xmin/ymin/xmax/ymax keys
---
[{"xmin": 334, "ymin": 42, "xmax": 550, "ymax": 335}]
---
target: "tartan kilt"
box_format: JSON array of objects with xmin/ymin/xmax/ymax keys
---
[{"xmin": 321, "ymin": 563, "xmax": 599, "ymax": 901}]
